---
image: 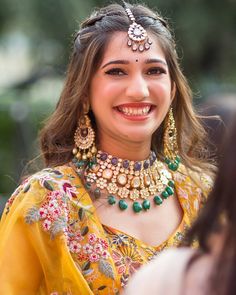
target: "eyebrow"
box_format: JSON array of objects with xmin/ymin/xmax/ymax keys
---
[{"xmin": 101, "ymin": 58, "xmax": 167, "ymax": 69}]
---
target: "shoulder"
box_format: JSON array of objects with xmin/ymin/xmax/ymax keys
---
[
  {"xmin": 2, "ymin": 165, "xmax": 87, "ymax": 223},
  {"xmin": 125, "ymin": 248, "xmax": 196, "ymax": 295},
  {"xmin": 174, "ymin": 163, "xmax": 213, "ymax": 199},
  {"xmin": 1, "ymin": 165, "xmax": 97, "ymax": 240}
]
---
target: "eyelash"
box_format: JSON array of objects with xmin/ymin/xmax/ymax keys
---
[
  {"xmin": 147, "ymin": 67, "xmax": 167, "ymax": 75},
  {"xmin": 105, "ymin": 67, "xmax": 166, "ymax": 76},
  {"xmin": 105, "ymin": 68, "xmax": 126, "ymax": 76}
]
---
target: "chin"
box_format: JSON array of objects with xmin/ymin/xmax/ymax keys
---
[{"xmin": 122, "ymin": 132, "xmax": 153, "ymax": 143}]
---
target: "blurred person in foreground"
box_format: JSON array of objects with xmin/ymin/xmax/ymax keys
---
[
  {"xmin": 124, "ymin": 115, "xmax": 236, "ymax": 295},
  {"xmin": 0, "ymin": 1, "xmax": 214, "ymax": 294}
]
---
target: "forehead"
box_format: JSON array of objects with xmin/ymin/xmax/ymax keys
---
[{"xmin": 101, "ymin": 31, "xmax": 166, "ymax": 63}]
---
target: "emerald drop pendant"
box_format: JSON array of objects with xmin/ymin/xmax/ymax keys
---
[
  {"xmin": 165, "ymin": 186, "xmax": 174, "ymax": 196},
  {"xmin": 133, "ymin": 201, "xmax": 142, "ymax": 213},
  {"xmin": 154, "ymin": 195, "xmax": 163, "ymax": 205},
  {"xmin": 168, "ymin": 162, "xmax": 178, "ymax": 171},
  {"xmin": 142, "ymin": 199, "xmax": 150, "ymax": 210},
  {"xmin": 108, "ymin": 195, "xmax": 116, "ymax": 205},
  {"xmin": 161, "ymin": 190, "xmax": 169, "ymax": 199},
  {"xmin": 168, "ymin": 180, "xmax": 175, "ymax": 188},
  {"xmin": 119, "ymin": 200, "xmax": 128, "ymax": 210}
]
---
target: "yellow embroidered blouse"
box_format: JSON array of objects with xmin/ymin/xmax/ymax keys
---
[{"xmin": 0, "ymin": 164, "xmax": 211, "ymax": 295}]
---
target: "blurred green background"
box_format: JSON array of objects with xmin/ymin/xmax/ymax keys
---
[{"xmin": 1, "ymin": 0, "xmax": 236, "ymax": 212}]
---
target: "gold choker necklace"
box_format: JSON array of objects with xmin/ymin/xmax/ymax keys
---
[{"xmin": 73, "ymin": 151, "xmax": 180, "ymax": 213}]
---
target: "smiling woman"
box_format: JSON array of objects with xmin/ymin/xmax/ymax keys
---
[
  {"xmin": 90, "ymin": 31, "xmax": 174, "ymax": 153},
  {"xmin": 0, "ymin": 2, "xmax": 215, "ymax": 294}
]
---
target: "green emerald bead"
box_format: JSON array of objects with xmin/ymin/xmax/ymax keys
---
[
  {"xmin": 165, "ymin": 158, "xmax": 171, "ymax": 164},
  {"xmin": 142, "ymin": 200, "xmax": 150, "ymax": 210},
  {"xmin": 166, "ymin": 186, "xmax": 174, "ymax": 196},
  {"xmin": 108, "ymin": 195, "xmax": 116, "ymax": 205},
  {"xmin": 154, "ymin": 195, "xmax": 163, "ymax": 205},
  {"xmin": 168, "ymin": 162, "xmax": 178, "ymax": 171},
  {"xmin": 94, "ymin": 188, "xmax": 101, "ymax": 199},
  {"xmin": 133, "ymin": 201, "xmax": 142, "ymax": 213},
  {"xmin": 85, "ymin": 182, "xmax": 91, "ymax": 190},
  {"xmin": 161, "ymin": 190, "xmax": 169, "ymax": 199},
  {"xmin": 175, "ymin": 156, "xmax": 181, "ymax": 163},
  {"xmin": 174, "ymin": 160, "xmax": 180, "ymax": 166},
  {"xmin": 168, "ymin": 180, "xmax": 175, "ymax": 188},
  {"xmin": 88, "ymin": 161, "xmax": 94, "ymax": 169},
  {"xmin": 119, "ymin": 200, "xmax": 128, "ymax": 211}
]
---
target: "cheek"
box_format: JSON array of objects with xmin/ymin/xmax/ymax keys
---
[{"xmin": 152, "ymin": 82, "xmax": 172, "ymax": 102}]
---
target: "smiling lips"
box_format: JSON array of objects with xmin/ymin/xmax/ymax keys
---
[{"xmin": 116, "ymin": 103, "xmax": 154, "ymax": 119}]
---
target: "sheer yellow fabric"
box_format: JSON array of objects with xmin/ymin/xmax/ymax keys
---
[
  {"xmin": 0, "ymin": 165, "xmax": 212, "ymax": 294},
  {"xmin": 0, "ymin": 177, "xmax": 93, "ymax": 295}
]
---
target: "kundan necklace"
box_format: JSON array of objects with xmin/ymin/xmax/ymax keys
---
[{"xmin": 73, "ymin": 151, "xmax": 180, "ymax": 213}]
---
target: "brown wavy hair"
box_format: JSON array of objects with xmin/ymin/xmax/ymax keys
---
[
  {"xmin": 40, "ymin": 2, "xmax": 215, "ymax": 175},
  {"xmin": 182, "ymin": 115, "xmax": 236, "ymax": 294}
]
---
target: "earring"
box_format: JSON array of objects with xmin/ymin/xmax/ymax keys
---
[
  {"xmin": 163, "ymin": 108, "xmax": 180, "ymax": 171},
  {"xmin": 72, "ymin": 114, "xmax": 97, "ymax": 164}
]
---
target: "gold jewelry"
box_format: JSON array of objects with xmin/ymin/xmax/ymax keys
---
[
  {"xmin": 79, "ymin": 151, "xmax": 179, "ymax": 213},
  {"xmin": 123, "ymin": 4, "xmax": 152, "ymax": 52},
  {"xmin": 72, "ymin": 115, "xmax": 97, "ymax": 162},
  {"xmin": 164, "ymin": 108, "xmax": 180, "ymax": 171}
]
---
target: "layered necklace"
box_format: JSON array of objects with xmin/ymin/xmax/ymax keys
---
[{"xmin": 74, "ymin": 151, "xmax": 180, "ymax": 213}]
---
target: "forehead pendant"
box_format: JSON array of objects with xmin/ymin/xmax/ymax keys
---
[{"xmin": 125, "ymin": 7, "xmax": 152, "ymax": 52}]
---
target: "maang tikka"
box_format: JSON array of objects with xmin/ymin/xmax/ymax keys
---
[
  {"xmin": 122, "ymin": 2, "xmax": 152, "ymax": 52},
  {"xmin": 72, "ymin": 111, "xmax": 97, "ymax": 163},
  {"xmin": 164, "ymin": 108, "xmax": 181, "ymax": 171}
]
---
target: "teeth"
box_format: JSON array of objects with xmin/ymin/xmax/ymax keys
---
[{"xmin": 118, "ymin": 106, "xmax": 151, "ymax": 116}]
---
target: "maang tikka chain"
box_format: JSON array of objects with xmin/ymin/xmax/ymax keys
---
[{"xmin": 123, "ymin": 3, "xmax": 152, "ymax": 52}]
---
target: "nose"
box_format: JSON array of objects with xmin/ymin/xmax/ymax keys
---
[{"xmin": 125, "ymin": 74, "xmax": 149, "ymax": 100}]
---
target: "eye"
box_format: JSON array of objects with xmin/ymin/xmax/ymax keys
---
[
  {"xmin": 105, "ymin": 68, "xmax": 127, "ymax": 76},
  {"xmin": 147, "ymin": 67, "xmax": 167, "ymax": 75}
]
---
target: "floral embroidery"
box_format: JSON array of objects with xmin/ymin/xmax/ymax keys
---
[
  {"xmin": 4, "ymin": 195, "xmax": 17, "ymax": 215},
  {"xmin": 32, "ymin": 190, "xmax": 68, "ymax": 234},
  {"xmin": 112, "ymin": 246, "xmax": 143, "ymax": 275},
  {"xmin": 77, "ymin": 234, "xmax": 109, "ymax": 263},
  {"xmin": 7, "ymin": 164, "xmax": 211, "ymax": 294},
  {"xmin": 61, "ymin": 182, "xmax": 77, "ymax": 198}
]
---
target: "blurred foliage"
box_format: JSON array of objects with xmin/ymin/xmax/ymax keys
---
[{"xmin": 0, "ymin": 0, "xmax": 236, "ymax": 211}]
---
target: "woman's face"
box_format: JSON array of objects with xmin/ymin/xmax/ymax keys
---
[{"xmin": 89, "ymin": 31, "xmax": 175, "ymax": 152}]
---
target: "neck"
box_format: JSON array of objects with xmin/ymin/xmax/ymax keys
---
[{"xmin": 97, "ymin": 134, "xmax": 151, "ymax": 161}]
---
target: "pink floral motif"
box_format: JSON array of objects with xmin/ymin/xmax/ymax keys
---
[
  {"xmin": 99, "ymin": 238, "xmax": 109, "ymax": 249},
  {"xmin": 71, "ymin": 233, "xmax": 110, "ymax": 263},
  {"xmin": 42, "ymin": 219, "xmax": 52, "ymax": 231},
  {"xmin": 69, "ymin": 241, "xmax": 82, "ymax": 253},
  {"xmin": 89, "ymin": 253, "xmax": 99, "ymax": 262},
  {"xmin": 101, "ymin": 250, "xmax": 109, "ymax": 259},
  {"xmin": 37, "ymin": 190, "xmax": 69, "ymax": 233},
  {"xmin": 39, "ymin": 207, "xmax": 48, "ymax": 219},
  {"xmin": 88, "ymin": 233, "xmax": 97, "ymax": 244},
  {"xmin": 94, "ymin": 243, "xmax": 103, "ymax": 254},
  {"xmin": 83, "ymin": 244, "xmax": 93, "ymax": 254},
  {"xmin": 62, "ymin": 182, "xmax": 77, "ymax": 198}
]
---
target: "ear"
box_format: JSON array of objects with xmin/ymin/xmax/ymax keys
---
[{"xmin": 171, "ymin": 82, "xmax": 176, "ymax": 102}]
